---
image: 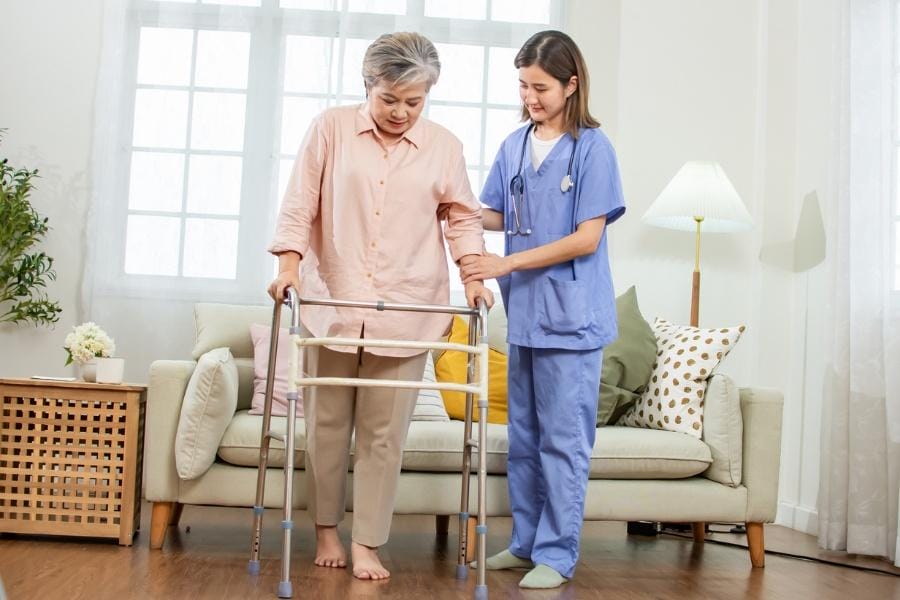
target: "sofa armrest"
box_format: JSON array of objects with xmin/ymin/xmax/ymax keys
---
[
  {"xmin": 145, "ymin": 360, "xmax": 196, "ymax": 502},
  {"xmin": 739, "ymin": 387, "xmax": 784, "ymax": 522}
]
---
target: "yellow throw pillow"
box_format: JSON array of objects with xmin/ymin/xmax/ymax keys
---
[{"xmin": 435, "ymin": 315, "xmax": 508, "ymax": 424}]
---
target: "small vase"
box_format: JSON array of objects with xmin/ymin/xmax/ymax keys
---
[
  {"xmin": 80, "ymin": 360, "xmax": 97, "ymax": 383},
  {"xmin": 95, "ymin": 357, "xmax": 125, "ymax": 384}
]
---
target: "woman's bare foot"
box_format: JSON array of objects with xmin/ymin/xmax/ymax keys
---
[
  {"xmin": 314, "ymin": 525, "xmax": 347, "ymax": 568},
  {"xmin": 351, "ymin": 541, "xmax": 390, "ymax": 580}
]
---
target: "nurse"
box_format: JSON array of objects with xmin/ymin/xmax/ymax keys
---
[{"xmin": 460, "ymin": 30, "xmax": 625, "ymax": 589}]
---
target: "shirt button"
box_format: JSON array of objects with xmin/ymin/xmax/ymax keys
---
[
  {"xmin": 366, "ymin": 273, "xmax": 372, "ymax": 278},
  {"xmin": 375, "ymin": 210, "xmax": 381, "ymax": 216},
  {"xmin": 379, "ymin": 180, "xmax": 384, "ymax": 185},
  {"xmin": 371, "ymin": 242, "xmax": 376, "ymax": 248},
  {"xmin": 383, "ymin": 153, "xmax": 388, "ymax": 159}
]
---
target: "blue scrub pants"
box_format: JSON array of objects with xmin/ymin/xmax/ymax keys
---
[{"xmin": 506, "ymin": 343, "xmax": 603, "ymax": 578}]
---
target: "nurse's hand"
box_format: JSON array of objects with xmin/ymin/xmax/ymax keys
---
[
  {"xmin": 460, "ymin": 253, "xmax": 511, "ymax": 284},
  {"xmin": 464, "ymin": 281, "xmax": 494, "ymax": 309}
]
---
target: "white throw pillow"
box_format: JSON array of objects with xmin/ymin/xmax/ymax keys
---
[
  {"xmin": 617, "ymin": 319, "xmax": 744, "ymax": 438},
  {"xmin": 175, "ymin": 347, "xmax": 239, "ymax": 479},
  {"xmin": 701, "ymin": 374, "xmax": 743, "ymax": 486},
  {"xmin": 411, "ymin": 353, "xmax": 450, "ymax": 422}
]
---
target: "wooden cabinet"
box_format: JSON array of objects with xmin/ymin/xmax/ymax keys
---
[{"xmin": 0, "ymin": 379, "xmax": 146, "ymax": 545}]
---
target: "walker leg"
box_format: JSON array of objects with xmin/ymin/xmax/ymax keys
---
[
  {"xmin": 474, "ymin": 306, "xmax": 490, "ymax": 599},
  {"xmin": 456, "ymin": 319, "xmax": 478, "ymax": 579},
  {"xmin": 278, "ymin": 386, "xmax": 300, "ymax": 596},
  {"xmin": 249, "ymin": 298, "xmax": 284, "ymax": 575}
]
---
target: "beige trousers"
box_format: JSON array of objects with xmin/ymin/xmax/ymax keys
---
[{"xmin": 302, "ymin": 345, "xmax": 427, "ymax": 547}]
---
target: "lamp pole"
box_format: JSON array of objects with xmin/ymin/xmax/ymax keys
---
[{"xmin": 690, "ymin": 216, "xmax": 703, "ymax": 328}]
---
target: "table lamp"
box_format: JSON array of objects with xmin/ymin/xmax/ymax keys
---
[{"xmin": 642, "ymin": 161, "xmax": 753, "ymax": 327}]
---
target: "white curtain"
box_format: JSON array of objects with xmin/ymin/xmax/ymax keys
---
[{"xmin": 818, "ymin": 0, "xmax": 900, "ymax": 566}]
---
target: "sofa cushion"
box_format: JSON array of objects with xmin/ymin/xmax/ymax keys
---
[
  {"xmin": 486, "ymin": 303, "xmax": 508, "ymax": 355},
  {"xmin": 597, "ymin": 286, "xmax": 658, "ymax": 425},
  {"xmin": 217, "ymin": 412, "xmax": 712, "ymax": 479},
  {"xmin": 235, "ymin": 358, "xmax": 255, "ymax": 411},
  {"xmin": 218, "ymin": 411, "xmax": 305, "ymax": 468},
  {"xmin": 617, "ymin": 319, "xmax": 744, "ymax": 437},
  {"xmin": 437, "ymin": 316, "xmax": 509, "ymax": 424},
  {"xmin": 176, "ymin": 347, "xmax": 239, "ymax": 480},
  {"xmin": 701, "ymin": 374, "xmax": 743, "ymax": 486},
  {"xmin": 588, "ymin": 426, "xmax": 712, "ymax": 478},
  {"xmin": 193, "ymin": 302, "xmax": 291, "ymax": 359},
  {"xmin": 249, "ymin": 323, "xmax": 301, "ymax": 417},
  {"xmin": 412, "ymin": 353, "xmax": 450, "ymax": 421}
]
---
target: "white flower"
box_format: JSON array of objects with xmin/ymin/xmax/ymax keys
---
[{"xmin": 63, "ymin": 322, "xmax": 116, "ymax": 365}]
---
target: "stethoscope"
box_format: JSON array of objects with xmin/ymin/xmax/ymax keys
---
[{"xmin": 507, "ymin": 123, "xmax": 579, "ymax": 236}]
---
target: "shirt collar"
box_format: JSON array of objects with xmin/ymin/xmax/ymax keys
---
[{"xmin": 355, "ymin": 103, "xmax": 423, "ymax": 149}]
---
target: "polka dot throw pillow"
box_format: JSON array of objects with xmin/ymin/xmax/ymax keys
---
[{"xmin": 616, "ymin": 319, "xmax": 745, "ymax": 438}]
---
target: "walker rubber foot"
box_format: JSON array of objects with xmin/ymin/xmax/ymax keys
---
[
  {"xmin": 456, "ymin": 564, "xmax": 469, "ymax": 580},
  {"xmin": 247, "ymin": 560, "xmax": 260, "ymax": 575},
  {"xmin": 475, "ymin": 584, "xmax": 488, "ymax": 599},
  {"xmin": 278, "ymin": 580, "xmax": 292, "ymax": 598}
]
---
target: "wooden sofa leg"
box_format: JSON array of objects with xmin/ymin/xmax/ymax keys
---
[
  {"xmin": 465, "ymin": 516, "xmax": 477, "ymax": 564},
  {"xmin": 169, "ymin": 502, "xmax": 184, "ymax": 527},
  {"xmin": 150, "ymin": 502, "xmax": 173, "ymax": 549},
  {"xmin": 692, "ymin": 522, "xmax": 706, "ymax": 542},
  {"xmin": 747, "ymin": 522, "xmax": 765, "ymax": 568},
  {"xmin": 435, "ymin": 515, "xmax": 450, "ymax": 536}
]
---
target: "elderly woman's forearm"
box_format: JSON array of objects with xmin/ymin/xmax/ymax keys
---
[
  {"xmin": 444, "ymin": 208, "xmax": 486, "ymax": 260},
  {"xmin": 277, "ymin": 251, "xmax": 301, "ymax": 274}
]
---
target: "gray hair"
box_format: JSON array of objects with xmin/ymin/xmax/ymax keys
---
[{"xmin": 362, "ymin": 32, "xmax": 441, "ymax": 91}]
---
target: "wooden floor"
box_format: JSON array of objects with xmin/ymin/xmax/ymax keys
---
[{"xmin": 2, "ymin": 503, "xmax": 899, "ymax": 600}]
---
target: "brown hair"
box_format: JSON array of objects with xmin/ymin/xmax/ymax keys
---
[{"xmin": 514, "ymin": 30, "xmax": 599, "ymax": 137}]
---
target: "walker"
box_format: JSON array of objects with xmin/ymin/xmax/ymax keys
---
[{"xmin": 247, "ymin": 287, "xmax": 491, "ymax": 599}]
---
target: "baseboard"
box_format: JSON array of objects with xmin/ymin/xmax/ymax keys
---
[{"xmin": 776, "ymin": 501, "xmax": 818, "ymax": 535}]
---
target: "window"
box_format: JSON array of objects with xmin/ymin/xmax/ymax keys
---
[
  {"xmin": 103, "ymin": 0, "xmax": 561, "ymax": 301},
  {"xmin": 127, "ymin": 27, "xmax": 250, "ymax": 281}
]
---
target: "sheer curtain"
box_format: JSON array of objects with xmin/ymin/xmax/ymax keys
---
[
  {"xmin": 85, "ymin": 0, "xmax": 561, "ymax": 380},
  {"xmin": 817, "ymin": 0, "xmax": 900, "ymax": 566}
]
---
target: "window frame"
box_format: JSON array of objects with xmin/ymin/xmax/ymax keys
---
[{"xmin": 95, "ymin": 0, "xmax": 563, "ymax": 303}]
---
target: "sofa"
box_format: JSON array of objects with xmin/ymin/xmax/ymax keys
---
[{"xmin": 145, "ymin": 301, "xmax": 784, "ymax": 568}]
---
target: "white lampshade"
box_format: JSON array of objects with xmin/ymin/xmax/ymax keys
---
[{"xmin": 642, "ymin": 161, "xmax": 754, "ymax": 233}]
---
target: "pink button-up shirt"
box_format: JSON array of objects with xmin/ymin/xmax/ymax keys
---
[{"xmin": 268, "ymin": 104, "xmax": 485, "ymax": 357}]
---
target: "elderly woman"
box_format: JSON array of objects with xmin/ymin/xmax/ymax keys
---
[{"xmin": 267, "ymin": 32, "xmax": 493, "ymax": 581}]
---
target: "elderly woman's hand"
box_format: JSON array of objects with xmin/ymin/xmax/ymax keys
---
[
  {"xmin": 460, "ymin": 253, "xmax": 512, "ymax": 284},
  {"xmin": 464, "ymin": 280, "xmax": 494, "ymax": 309},
  {"xmin": 267, "ymin": 270, "xmax": 301, "ymax": 302}
]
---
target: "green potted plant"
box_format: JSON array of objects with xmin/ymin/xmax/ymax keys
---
[{"xmin": 0, "ymin": 129, "xmax": 61, "ymax": 326}]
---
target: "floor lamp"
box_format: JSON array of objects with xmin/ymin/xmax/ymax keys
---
[
  {"xmin": 642, "ymin": 161, "xmax": 754, "ymax": 541},
  {"xmin": 642, "ymin": 161, "xmax": 754, "ymax": 327}
]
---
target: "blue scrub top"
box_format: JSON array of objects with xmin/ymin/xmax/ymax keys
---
[{"xmin": 481, "ymin": 125, "xmax": 626, "ymax": 350}]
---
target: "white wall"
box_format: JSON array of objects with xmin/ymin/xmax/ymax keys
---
[
  {"xmin": 0, "ymin": 1, "xmax": 246, "ymax": 380},
  {"xmin": 566, "ymin": 0, "xmax": 836, "ymax": 534},
  {"xmin": 0, "ymin": 0, "xmax": 104, "ymax": 378},
  {"xmin": 0, "ymin": 0, "xmax": 836, "ymax": 534},
  {"xmin": 598, "ymin": 0, "xmax": 762, "ymax": 388}
]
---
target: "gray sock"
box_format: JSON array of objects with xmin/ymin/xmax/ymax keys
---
[
  {"xmin": 471, "ymin": 549, "xmax": 534, "ymax": 570},
  {"xmin": 518, "ymin": 564, "xmax": 569, "ymax": 589}
]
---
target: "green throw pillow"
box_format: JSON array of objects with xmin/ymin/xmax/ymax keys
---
[{"xmin": 597, "ymin": 286, "xmax": 657, "ymax": 426}]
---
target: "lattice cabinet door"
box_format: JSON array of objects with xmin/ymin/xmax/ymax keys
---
[{"xmin": 0, "ymin": 379, "xmax": 147, "ymax": 545}]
